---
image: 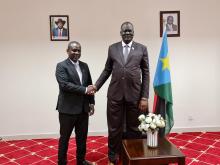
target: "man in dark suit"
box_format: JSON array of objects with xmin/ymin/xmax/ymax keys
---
[
  {"xmin": 56, "ymin": 41, "xmax": 96, "ymax": 165},
  {"xmin": 52, "ymin": 18, "xmax": 68, "ymax": 37},
  {"xmin": 92, "ymin": 22, "xmax": 150, "ymax": 165},
  {"xmin": 166, "ymin": 16, "xmax": 178, "ymax": 32}
]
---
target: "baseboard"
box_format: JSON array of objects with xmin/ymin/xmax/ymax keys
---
[
  {"xmin": 171, "ymin": 126, "xmax": 220, "ymax": 133},
  {"xmin": 0, "ymin": 130, "xmax": 108, "ymax": 141},
  {"xmin": 1, "ymin": 126, "xmax": 220, "ymax": 141}
]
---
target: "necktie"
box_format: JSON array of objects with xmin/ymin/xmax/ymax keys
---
[
  {"xmin": 74, "ymin": 63, "xmax": 82, "ymax": 84},
  {"xmin": 124, "ymin": 45, "xmax": 129, "ymax": 62},
  {"xmin": 59, "ymin": 30, "xmax": 62, "ymax": 36}
]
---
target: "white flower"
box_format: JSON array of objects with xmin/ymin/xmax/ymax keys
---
[
  {"xmin": 156, "ymin": 120, "xmax": 163, "ymax": 127},
  {"xmin": 152, "ymin": 118, "xmax": 156, "ymax": 124},
  {"xmin": 150, "ymin": 123, "xmax": 157, "ymax": 129},
  {"xmin": 138, "ymin": 113, "xmax": 166, "ymax": 133},
  {"xmin": 156, "ymin": 119, "xmax": 165, "ymax": 128},
  {"xmin": 145, "ymin": 116, "xmax": 152, "ymax": 124},
  {"xmin": 138, "ymin": 125, "xmax": 143, "ymax": 131},
  {"xmin": 148, "ymin": 113, "xmax": 154, "ymax": 117},
  {"xmin": 160, "ymin": 120, "xmax": 166, "ymax": 128},
  {"xmin": 155, "ymin": 120, "xmax": 161, "ymax": 126},
  {"xmin": 143, "ymin": 124, "xmax": 150, "ymax": 131},
  {"xmin": 138, "ymin": 114, "xmax": 145, "ymax": 122},
  {"xmin": 140, "ymin": 123, "xmax": 146, "ymax": 130},
  {"xmin": 154, "ymin": 115, "xmax": 159, "ymax": 121}
]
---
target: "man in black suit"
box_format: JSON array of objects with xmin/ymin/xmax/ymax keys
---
[
  {"xmin": 56, "ymin": 41, "xmax": 96, "ymax": 165},
  {"xmin": 92, "ymin": 22, "xmax": 150, "ymax": 165}
]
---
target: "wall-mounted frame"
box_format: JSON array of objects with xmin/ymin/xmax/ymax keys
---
[
  {"xmin": 50, "ymin": 15, "xmax": 69, "ymax": 41},
  {"xmin": 160, "ymin": 11, "xmax": 180, "ymax": 37}
]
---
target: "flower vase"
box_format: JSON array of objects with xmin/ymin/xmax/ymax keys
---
[{"xmin": 147, "ymin": 129, "xmax": 158, "ymax": 148}]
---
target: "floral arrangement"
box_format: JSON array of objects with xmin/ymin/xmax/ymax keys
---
[{"xmin": 138, "ymin": 113, "xmax": 165, "ymax": 133}]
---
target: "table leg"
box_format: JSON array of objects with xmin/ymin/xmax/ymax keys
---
[{"xmin": 178, "ymin": 157, "xmax": 185, "ymax": 165}]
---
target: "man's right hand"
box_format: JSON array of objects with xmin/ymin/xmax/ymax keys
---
[
  {"xmin": 138, "ymin": 98, "xmax": 148, "ymax": 113},
  {"xmin": 86, "ymin": 85, "xmax": 97, "ymax": 95}
]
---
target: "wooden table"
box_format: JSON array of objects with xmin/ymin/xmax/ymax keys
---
[{"xmin": 122, "ymin": 137, "xmax": 185, "ymax": 165}]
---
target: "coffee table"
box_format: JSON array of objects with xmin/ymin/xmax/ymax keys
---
[{"xmin": 122, "ymin": 137, "xmax": 185, "ymax": 165}]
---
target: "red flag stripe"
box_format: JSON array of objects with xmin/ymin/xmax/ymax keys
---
[{"xmin": 153, "ymin": 94, "xmax": 158, "ymax": 113}]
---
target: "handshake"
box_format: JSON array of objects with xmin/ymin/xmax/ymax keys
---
[{"xmin": 86, "ymin": 85, "xmax": 97, "ymax": 95}]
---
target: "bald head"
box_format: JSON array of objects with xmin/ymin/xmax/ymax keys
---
[
  {"xmin": 120, "ymin": 22, "xmax": 134, "ymax": 44},
  {"xmin": 120, "ymin": 22, "xmax": 134, "ymax": 30},
  {"xmin": 67, "ymin": 41, "xmax": 81, "ymax": 50}
]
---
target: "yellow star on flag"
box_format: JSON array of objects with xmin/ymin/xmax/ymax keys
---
[{"xmin": 160, "ymin": 56, "xmax": 170, "ymax": 71}]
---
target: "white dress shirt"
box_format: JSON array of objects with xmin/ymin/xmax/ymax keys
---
[
  {"xmin": 70, "ymin": 59, "xmax": 82, "ymax": 84},
  {"xmin": 122, "ymin": 41, "xmax": 133, "ymax": 55},
  {"xmin": 167, "ymin": 24, "xmax": 173, "ymax": 31}
]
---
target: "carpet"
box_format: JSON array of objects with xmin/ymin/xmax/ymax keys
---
[{"xmin": 0, "ymin": 132, "xmax": 220, "ymax": 164}]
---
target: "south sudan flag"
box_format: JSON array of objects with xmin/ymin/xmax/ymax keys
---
[{"xmin": 153, "ymin": 30, "xmax": 174, "ymax": 136}]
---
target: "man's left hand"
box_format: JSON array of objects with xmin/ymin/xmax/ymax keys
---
[
  {"xmin": 88, "ymin": 104, "xmax": 95, "ymax": 116},
  {"xmin": 138, "ymin": 98, "xmax": 148, "ymax": 112}
]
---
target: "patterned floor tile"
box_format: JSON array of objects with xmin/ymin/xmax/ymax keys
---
[{"xmin": 0, "ymin": 132, "xmax": 220, "ymax": 164}]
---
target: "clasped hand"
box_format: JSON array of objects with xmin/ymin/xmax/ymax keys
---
[{"xmin": 86, "ymin": 85, "xmax": 97, "ymax": 95}]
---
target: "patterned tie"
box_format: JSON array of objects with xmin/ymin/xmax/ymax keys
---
[{"xmin": 124, "ymin": 45, "xmax": 129, "ymax": 62}]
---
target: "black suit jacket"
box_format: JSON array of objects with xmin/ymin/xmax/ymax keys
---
[
  {"xmin": 95, "ymin": 41, "xmax": 149, "ymax": 102},
  {"xmin": 56, "ymin": 59, "xmax": 95, "ymax": 115}
]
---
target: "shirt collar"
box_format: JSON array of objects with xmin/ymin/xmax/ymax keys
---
[
  {"xmin": 167, "ymin": 24, "xmax": 173, "ymax": 28},
  {"xmin": 69, "ymin": 58, "xmax": 79, "ymax": 65},
  {"xmin": 122, "ymin": 41, "xmax": 133, "ymax": 48}
]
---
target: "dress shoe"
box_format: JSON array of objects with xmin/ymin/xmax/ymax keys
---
[
  {"xmin": 58, "ymin": 159, "xmax": 67, "ymax": 165},
  {"xmin": 78, "ymin": 160, "xmax": 96, "ymax": 165},
  {"xmin": 108, "ymin": 161, "xmax": 116, "ymax": 165}
]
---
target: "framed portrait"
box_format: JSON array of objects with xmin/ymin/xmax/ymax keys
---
[
  {"xmin": 160, "ymin": 11, "xmax": 180, "ymax": 37},
  {"xmin": 50, "ymin": 15, "xmax": 69, "ymax": 41}
]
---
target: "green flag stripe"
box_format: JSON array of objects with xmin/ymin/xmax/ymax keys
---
[
  {"xmin": 154, "ymin": 83, "xmax": 173, "ymax": 103},
  {"xmin": 165, "ymin": 103, "xmax": 174, "ymax": 134}
]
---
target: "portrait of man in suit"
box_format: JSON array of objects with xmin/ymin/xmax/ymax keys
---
[
  {"xmin": 160, "ymin": 11, "xmax": 180, "ymax": 37},
  {"xmin": 91, "ymin": 22, "xmax": 150, "ymax": 165},
  {"xmin": 50, "ymin": 15, "xmax": 69, "ymax": 41},
  {"xmin": 55, "ymin": 41, "xmax": 96, "ymax": 165},
  {"xmin": 166, "ymin": 15, "xmax": 178, "ymax": 32}
]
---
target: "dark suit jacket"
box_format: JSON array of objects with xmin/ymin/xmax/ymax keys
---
[
  {"xmin": 52, "ymin": 27, "xmax": 68, "ymax": 37},
  {"xmin": 56, "ymin": 59, "xmax": 95, "ymax": 115},
  {"xmin": 166, "ymin": 24, "xmax": 178, "ymax": 31},
  {"xmin": 95, "ymin": 41, "xmax": 149, "ymax": 102}
]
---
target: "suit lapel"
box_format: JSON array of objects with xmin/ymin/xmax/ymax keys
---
[
  {"xmin": 66, "ymin": 59, "xmax": 81, "ymax": 85},
  {"xmin": 117, "ymin": 42, "xmax": 125, "ymax": 65}
]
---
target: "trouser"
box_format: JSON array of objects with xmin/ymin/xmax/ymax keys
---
[
  {"xmin": 107, "ymin": 98, "xmax": 142, "ymax": 163},
  {"xmin": 58, "ymin": 112, "xmax": 88, "ymax": 165}
]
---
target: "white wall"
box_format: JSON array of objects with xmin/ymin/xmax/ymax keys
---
[{"xmin": 0, "ymin": 0, "xmax": 219, "ymax": 139}]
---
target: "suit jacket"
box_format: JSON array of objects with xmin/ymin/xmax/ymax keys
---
[
  {"xmin": 52, "ymin": 27, "xmax": 68, "ymax": 37},
  {"xmin": 56, "ymin": 59, "xmax": 95, "ymax": 115},
  {"xmin": 95, "ymin": 41, "xmax": 149, "ymax": 102},
  {"xmin": 166, "ymin": 24, "xmax": 178, "ymax": 31}
]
